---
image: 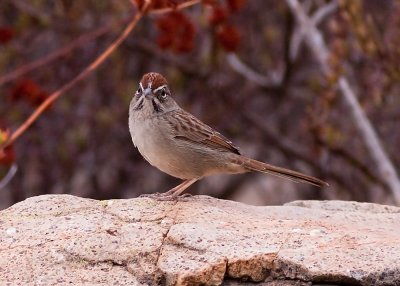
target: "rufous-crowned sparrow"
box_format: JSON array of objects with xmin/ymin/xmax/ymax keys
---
[{"xmin": 129, "ymin": 72, "xmax": 328, "ymax": 200}]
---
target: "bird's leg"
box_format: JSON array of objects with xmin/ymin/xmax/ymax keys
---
[
  {"xmin": 165, "ymin": 178, "xmax": 198, "ymax": 197},
  {"xmin": 141, "ymin": 179, "xmax": 198, "ymax": 201}
]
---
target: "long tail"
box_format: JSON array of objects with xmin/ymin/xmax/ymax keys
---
[{"xmin": 238, "ymin": 155, "xmax": 328, "ymax": 187}]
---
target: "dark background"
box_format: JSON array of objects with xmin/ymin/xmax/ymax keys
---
[{"xmin": 1, "ymin": 0, "xmax": 399, "ymax": 209}]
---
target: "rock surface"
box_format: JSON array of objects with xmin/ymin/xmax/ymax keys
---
[{"xmin": 0, "ymin": 195, "xmax": 399, "ymax": 285}]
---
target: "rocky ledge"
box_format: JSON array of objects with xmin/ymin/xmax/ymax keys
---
[{"xmin": 0, "ymin": 195, "xmax": 399, "ymax": 285}]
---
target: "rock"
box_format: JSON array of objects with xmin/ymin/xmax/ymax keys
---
[{"xmin": 0, "ymin": 195, "xmax": 399, "ymax": 285}]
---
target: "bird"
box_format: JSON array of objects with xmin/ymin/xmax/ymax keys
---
[{"xmin": 128, "ymin": 72, "xmax": 328, "ymax": 200}]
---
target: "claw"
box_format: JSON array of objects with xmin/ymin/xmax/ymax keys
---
[
  {"xmin": 142, "ymin": 193, "xmax": 178, "ymax": 201},
  {"xmin": 140, "ymin": 192, "xmax": 195, "ymax": 201},
  {"xmin": 139, "ymin": 179, "xmax": 199, "ymax": 201},
  {"xmin": 139, "ymin": 192, "xmax": 161, "ymax": 198}
]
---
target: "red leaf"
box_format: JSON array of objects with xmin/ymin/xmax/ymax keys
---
[
  {"xmin": 0, "ymin": 127, "xmax": 10, "ymax": 146},
  {"xmin": 209, "ymin": 5, "xmax": 228, "ymax": 26},
  {"xmin": 0, "ymin": 145, "xmax": 15, "ymax": 166},
  {"xmin": 9, "ymin": 79, "xmax": 49, "ymax": 107},
  {"xmin": 134, "ymin": 0, "xmax": 178, "ymax": 11},
  {"xmin": 0, "ymin": 26, "xmax": 15, "ymax": 44},
  {"xmin": 203, "ymin": 0, "xmax": 217, "ymax": 5},
  {"xmin": 226, "ymin": 0, "xmax": 246, "ymax": 13},
  {"xmin": 216, "ymin": 24, "xmax": 241, "ymax": 52},
  {"xmin": 0, "ymin": 128, "xmax": 14, "ymax": 166},
  {"xmin": 156, "ymin": 11, "xmax": 195, "ymax": 53}
]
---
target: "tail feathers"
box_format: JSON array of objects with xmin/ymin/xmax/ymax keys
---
[{"xmin": 239, "ymin": 156, "xmax": 328, "ymax": 188}]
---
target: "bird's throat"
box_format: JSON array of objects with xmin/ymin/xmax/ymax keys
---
[{"xmin": 152, "ymin": 99, "xmax": 162, "ymax": 113}]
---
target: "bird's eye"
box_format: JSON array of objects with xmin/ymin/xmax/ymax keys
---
[
  {"xmin": 159, "ymin": 89, "xmax": 168, "ymax": 100},
  {"xmin": 136, "ymin": 87, "xmax": 142, "ymax": 95}
]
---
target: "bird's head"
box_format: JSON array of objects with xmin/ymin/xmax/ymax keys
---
[{"xmin": 130, "ymin": 72, "xmax": 179, "ymax": 116}]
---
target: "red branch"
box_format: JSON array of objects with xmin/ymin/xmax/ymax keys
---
[
  {"xmin": 149, "ymin": 0, "xmax": 202, "ymax": 15},
  {"xmin": 1, "ymin": 5, "xmax": 148, "ymax": 149},
  {"xmin": 0, "ymin": 0, "xmax": 202, "ymax": 87},
  {"xmin": 0, "ymin": 18, "xmax": 128, "ymax": 87},
  {"xmin": 0, "ymin": 0, "xmax": 202, "ymax": 156}
]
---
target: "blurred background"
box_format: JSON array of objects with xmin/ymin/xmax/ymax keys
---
[{"xmin": 1, "ymin": 0, "xmax": 400, "ymax": 209}]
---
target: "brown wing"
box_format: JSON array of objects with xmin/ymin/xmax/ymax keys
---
[{"xmin": 167, "ymin": 109, "xmax": 241, "ymax": 155}]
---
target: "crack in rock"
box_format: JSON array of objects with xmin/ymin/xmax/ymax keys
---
[{"xmin": 154, "ymin": 200, "xmax": 181, "ymax": 282}]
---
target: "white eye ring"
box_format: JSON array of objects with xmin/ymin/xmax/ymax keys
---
[{"xmin": 159, "ymin": 89, "xmax": 168, "ymax": 99}]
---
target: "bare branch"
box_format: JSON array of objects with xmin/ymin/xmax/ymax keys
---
[
  {"xmin": 226, "ymin": 53, "xmax": 283, "ymax": 88},
  {"xmin": 5, "ymin": 0, "xmax": 50, "ymax": 23},
  {"xmin": 1, "ymin": 5, "xmax": 149, "ymax": 150},
  {"xmin": 149, "ymin": 0, "xmax": 202, "ymax": 15},
  {"xmin": 244, "ymin": 112, "xmax": 350, "ymax": 191},
  {"xmin": 290, "ymin": 1, "xmax": 338, "ymax": 61},
  {"xmin": 0, "ymin": 0, "xmax": 204, "ymax": 88},
  {"xmin": 0, "ymin": 18, "xmax": 128, "ymax": 87},
  {"xmin": 286, "ymin": 0, "xmax": 400, "ymax": 204},
  {"xmin": 0, "ymin": 0, "xmax": 204, "ymax": 152},
  {"xmin": 289, "ymin": 28, "xmax": 306, "ymax": 61},
  {"xmin": 311, "ymin": 1, "xmax": 338, "ymax": 26}
]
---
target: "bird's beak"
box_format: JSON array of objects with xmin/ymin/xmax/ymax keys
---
[{"xmin": 143, "ymin": 88, "xmax": 153, "ymax": 100}]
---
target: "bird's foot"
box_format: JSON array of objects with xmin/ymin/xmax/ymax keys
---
[
  {"xmin": 139, "ymin": 192, "xmax": 177, "ymax": 201},
  {"xmin": 139, "ymin": 179, "xmax": 198, "ymax": 201},
  {"xmin": 139, "ymin": 192, "xmax": 192, "ymax": 201}
]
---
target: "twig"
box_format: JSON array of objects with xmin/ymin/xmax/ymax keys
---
[
  {"xmin": 149, "ymin": 0, "xmax": 201, "ymax": 15},
  {"xmin": 0, "ymin": 164, "xmax": 18, "ymax": 190},
  {"xmin": 5, "ymin": 0, "xmax": 50, "ymax": 23},
  {"xmin": 286, "ymin": 0, "xmax": 400, "ymax": 204},
  {"xmin": 311, "ymin": 1, "xmax": 338, "ymax": 26},
  {"xmin": 0, "ymin": 18, "xmax": 129, "ymax": 87},
  {"xmin": 244, "ymin": 112, "xmax": 350, "ymax": 191},
  {"xmin": 226, "ymin": 53, "xmax": 284, "ymax": 88},
  {"xmin": 0, "ymin": 0, "xmax": 203, "ymax": 87},
  {"xmin": 245, "ymin": 112, "xmax": 318, "ymax": 167},
  {"xmin": 317, "ymin": 138, "xmax": 386, "ymax": 187},
  {"xmin": 1, "ymin": 4, "xmax": 149, "ymax": 149},
  {"xmin": 0, "ymin": 0, "xmax": 205, "ymax": 151},
  {"xmin": 290, "ymin": 1, "xmax": 338, "ymax": 61},
  {"xmin": 227, "ymin": 8, "xmax": 296, "ymax": 92}
]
